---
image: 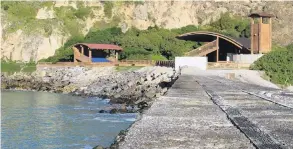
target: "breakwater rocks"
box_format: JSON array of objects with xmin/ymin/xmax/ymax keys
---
[{"xmin": 1, "ymin": 66, "xmax": 179, "ymax": 110}]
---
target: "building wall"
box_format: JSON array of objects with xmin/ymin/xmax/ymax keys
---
[
  {"xmin": 232, "ymin": 54, "xmax": 263, "ymax": 64},
  {"xmin": 175, "ymin": 57, "xmax": 207, "ymax": 70},
  {"xmin": 260, "ymin": 24, "xmax": 271, "ymax": 53}
]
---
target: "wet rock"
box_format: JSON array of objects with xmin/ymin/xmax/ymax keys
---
[
  {"xmin": 99, "ymin": 110, "xmax": 106, "ymax": 113},
  {"xmin": 137, "ymin": 101, "xmax": 148, "ymax": 110},
  {"xmin": 109, "ymin": 108, "xmax": 118, "ymax": 114},
  {"xmin": 161, "ymin": 87, "xmax": 168, "ymax": 95}
]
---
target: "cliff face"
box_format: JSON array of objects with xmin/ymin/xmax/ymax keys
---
[{"xmin": 1, "ymin": 1, "xmax": 293, "ymax": 62}]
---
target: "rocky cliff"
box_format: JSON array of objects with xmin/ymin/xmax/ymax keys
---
[{"xmin": 1, "ymin": 1, "xmax": 293, "ymax": 62}]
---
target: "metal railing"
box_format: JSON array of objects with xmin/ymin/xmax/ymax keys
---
[
  {"xmin": 119, "ymin": 60, "xmax": 154, "ymax": 65},
  {"xmin": 155, "ymin": 60, "xmax": 175, "ymax": 67}
]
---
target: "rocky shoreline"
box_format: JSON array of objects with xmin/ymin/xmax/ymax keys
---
[
  {"xmin": 1, "ymin": 66, "xmax": 179, "ymax": 149},
  {"xmin": 1, "ymin": 66, "xmax": 179, "ymax": 111}
]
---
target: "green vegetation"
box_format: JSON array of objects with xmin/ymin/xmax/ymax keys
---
[
  {"xmin": 123, "ymin": 1, "xmax": 145, "ymax": 6},
  {"xmin": 91, "ymin": 15, "xmax": 122, "ymax": 30},
  {"xmin": 42, "ymin": 26, "xmax": 199, "ymax": 62},
  {"xmin": 41, "ymin": 12, "xmax": 252, "ymax": 63},
  {"xmin": 54, "ymin": 7, "xmax": 82, "ymax": 36},
  {"xmin": 115, "ymin": 66, "xmax": 143, "ymax": 72},
  {"xmin": 2, "ymin": 2, "xmax": 291, "ymax": 87},
  {"xmin": 250, "ymin": 44, "xmax": 293, "ymax": 86},
  {"xmin": 103, "ymin": 1, "xmax": 114, "ymax": 18},
  {"xmin": 1, "ymin": 1, "xmax": 92, "ymax": 37},
  {"xmin": 210, "ymin": 13, "xmax": 250, "ymax": 38},
  {"xmin": 74, "ymin": 6, "xmax": 92, "ymax": 20},
  {"xmin": 1, "ymin": 1, "xmax": 48, "ymax": 33},
  {"xmin": 1, "ymin": 60, "xmax": 36, "ymax": 73}
]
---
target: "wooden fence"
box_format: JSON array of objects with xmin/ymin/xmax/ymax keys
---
[
  {"xmin": 155, "ymin": 60, "xmax": 175, "ymax": 67},
  {"xmin": 37, "ymin": 60, "xmax": 175, "ymax": 68}
]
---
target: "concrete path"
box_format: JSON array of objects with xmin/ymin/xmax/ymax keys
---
[
  {"xmin": 119, "ymin": 67, "xmax": 293, "ymax": 149},
  {"xmin": 119, "ymin": 73, "xmax": 254, "ymax": 149},
  {"xmin": 195, "ymin": 75, "xmax": 293, "ymax": 149}
]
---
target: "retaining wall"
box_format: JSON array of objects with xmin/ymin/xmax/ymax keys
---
[
  {"xmin": 232, "ymin": 54, "xmax": 263, "ymax": 64},
  {"xmin": 175, "ymin": 57, "xmax": 207, "ymax": 70}
]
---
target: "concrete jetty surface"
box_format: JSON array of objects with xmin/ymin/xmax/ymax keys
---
[{"xmin": 119, "ymin": 68, "xmax": 293, "ymax": 149}]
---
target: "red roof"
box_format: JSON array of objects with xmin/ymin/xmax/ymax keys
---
[{"xmin": 74, "ymin": 43, "xmax": 123, "ymax": 51}]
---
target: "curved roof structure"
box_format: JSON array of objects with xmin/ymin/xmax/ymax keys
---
[
  {"xmin": 248, "ymin": 12, "xmax": 274, "ymax": 18},
  {"xmin": 176, "ymin": 31, "xmax": 250, "ymax": 50},
  {"xmin": 73, "ymin": 43, "xmax": 123, "ymax": 51}
]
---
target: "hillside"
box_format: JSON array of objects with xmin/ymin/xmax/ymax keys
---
[{"xmin": 1, "ymin": 1, "xmax": 293, "ymax": 62}]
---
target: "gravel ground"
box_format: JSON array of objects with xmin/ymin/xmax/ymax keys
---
[{"xmin": 182, "ymin": 68, "xmax": 280, "ymax": 89}]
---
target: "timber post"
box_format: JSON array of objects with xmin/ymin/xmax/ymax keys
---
[
  {"xmin": 115, "ymin": 51, "xmax": 119, "ymax": 61},
  {"xmin": 81, "ymin": 45, "xmax": 84, "ymax": 55},
  {"xmin": 250, "ymin": 18, "xmax": 254, "ymax": 54},
  {"xmin": 259, "ymin": 17, "xmax": 262, "ymax": 53},
  {"xmin": 89, "ymin": 49, "xmax": 92, "ymax": 63},
  {"xmin": 216, "ymin": 36, "xmax": 219, "ymax": 62}
]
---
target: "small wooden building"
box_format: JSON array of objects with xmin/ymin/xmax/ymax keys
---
[
  {"xmin": 249, "ymin": 12, "xmax": 274, "ymax": 54},
  {"xmin": 72, "ymin": 43, "xmax": 123, "ymax": 63}
]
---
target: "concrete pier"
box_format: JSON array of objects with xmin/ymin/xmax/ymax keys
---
[
  {"xmin": 119, "ymin": 73, "xmax": 254, "ymax": 149},
  {"xmin": 195, "ymin": 76, "xmax": 293, "ymax": 149},
  {"xmin": 119, "ymin": 67, "xmax": 293, "ymax": 149}
]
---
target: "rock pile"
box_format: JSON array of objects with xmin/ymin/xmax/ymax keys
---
[
  {"xmin": 78, "ymin": 67, "xmax": 177, "ymax": 104},
  {"xmin": 1, "ymin": 66, "xmax": 179, "ymax": 109}
]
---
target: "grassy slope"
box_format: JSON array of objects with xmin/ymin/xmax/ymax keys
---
[{"xmin": 1, "ymin": 62, "xmax": 36, "ymax": 73}]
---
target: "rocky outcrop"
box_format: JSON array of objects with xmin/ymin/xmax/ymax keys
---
[
  {"xmin": 1, "ymin": 29, "xmax": 67, "ymax": 61},
  {"xmin": 1, "ymin": 66, "xmax": 179, "ymax": 111},
  {"xmin": 1, "ymin": 1, "xmax": 293, "ymax": 61}
]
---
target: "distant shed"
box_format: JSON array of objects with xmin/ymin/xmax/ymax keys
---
[{"xmin": 72, "ymin": 43, "xmax": 123, "ymax": 62}]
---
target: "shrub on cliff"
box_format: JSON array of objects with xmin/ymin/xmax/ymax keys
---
[
  {"xmin": 83, "ymin": 26, "xmax": 197, "ymax": 60},
  {"xmin": 85, "ymin": 27, "xmax": 121, "ymax": 44},
  {"xmin": 250, "ymin": 44, "xmax": 293, "ymax": 86},
  {"xmin": 74, "ymin": 6, "xmax": 92, "ymax": 20},
  {"xmin": 211, "ymin": 12, "xmax": 250, "ymax": 38},
  {"xmin": 40, "ymin": 13, "xmax": 250, "ymax": 62},
  {"xmin": 103, "ymin": 1, "xmax": 114, "ymax": 18}
]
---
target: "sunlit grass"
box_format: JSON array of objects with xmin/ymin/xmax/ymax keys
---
[{"xmin": 1, "ymin": 61, "xmax": 36, "ymax": 73}]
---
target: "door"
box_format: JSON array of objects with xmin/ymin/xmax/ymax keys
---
[{"xmin": 252, "ymin": 24, "xmax": 259, "ymax": 53}]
